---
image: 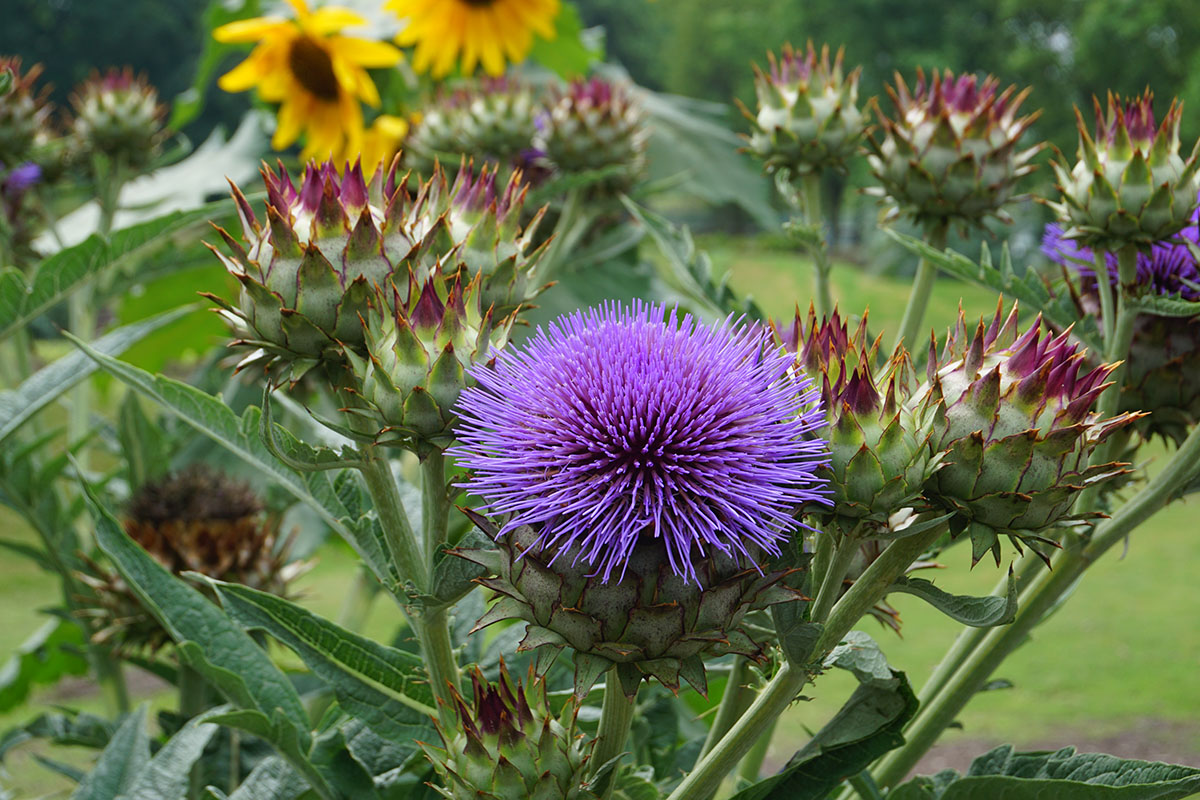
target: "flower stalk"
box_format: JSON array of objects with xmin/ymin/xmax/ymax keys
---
[
  {"xmin": 871, "ymin": 420, "xmax": 1200, "ymax": 788},
  {"xmin": 666, "ymin": 525, "xmax": 944, "ymax": 800},
  {"xmin": 591, "ymin": 674, "xmax": 638, "ymax": 798},
  {"xmin": 893, "ymin": 221, "xmax": 948, "ymax": 351},
  {"xmin": 802, "ymin": 173, "xmax": 834, "ymax": 317}
]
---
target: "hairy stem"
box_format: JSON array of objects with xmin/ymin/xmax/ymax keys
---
[
  {"xmin": 592, "ymin": 673, "xmax": 638, "ymax": 798},
  {"xmin": 359, "ymin": 449, "xmax": 427, "ymax": 590},
  {"xmin": 412, "ymin": 606, "xmax": 461, "ymax": 727},
  {"xmin": 666, "ymin": 527, "xmax": 944, "ymax": 800},
  {"xmin": 809, "ymin": 535, "xmax": 858, "ymax": 625},
  {"xmin": 421, "ymin": 450, "xmax": 450, "ymax": 565},
  {"xmin": 801, "ymin": 172, "xmax": 834, "ymax": 318},
  {"xmin": 872, "ymin": 422, "xmax": 1200, "ymax": 787},
  {"xmin": 892, "ymin": 221, "xmax": 949, "ymax": 352},
  {"xmin": 1093, "ymin": 250, "xmax": 1116, "ymax": 345},
  {"xmin": 738, "ymin": 715, "xmax": 778, "ymax": 785},
  {"xmin": 700, "ymin": 657, "xmax": 754, "ymax": 759}
]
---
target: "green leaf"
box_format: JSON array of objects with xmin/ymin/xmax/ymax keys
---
[
  {"xmin": 429, "ymin": 527, "xmax": 491, "ymax": 607},
  {"xmin": 122, "ymin": 716, "xmax": 218, "ymax": 800},
  {"xmin": 70, "ymin": 707, "xmax": 150, "ymax": 800},
  {"xmin": 891, "ymin": 744, "xmax": 1200, "ymax": 799},
  {"xmin": 823, "ymin": 631, "xmax": 893, "ymax": 686},
  {"xmin": 772, "ymin": 601, "xmax": 820, "ymax": 668},
  {"xmin": 208, "ymin": 579, "xmax": 437, "ymax": 746},
  {"xmin": 888, "ymin": 571, "xmax": 1018, "ymax": 628},
  {"xmin": 0, "ymin": 618, "xmax": 90, "ymax": 713},
  {"xmin": 729, "ymin": 672, "xmax": 918, "ymax": 800},
  {"xmin": 84, "ymin": 487, "xmax": 310, "ymax": 739},
  {"xmin": 221, "ymin": 756, "xmax": 310, "ymax": 800},
  {"xmin": 0, "ymin": 709, "xmax": 114, "ymax": 763},
  {"xmin": 0, "ymin": 307, "xmax": 194, "ymax": 445},
  {"xmin": 200, "ymin": 708, "xmax": 334, "ymax": 800},
  {"xmin": 117, "ymin": 393, "xmax": 172, "ymax": 490},
  {"xmin": 260, "ymin": 387, "xmax": 363, "ymax": 472},
  {"xmin": 0, "ymin": 209, "xmax": 215, "ymax": 340},
  {"xmin": 67, "ymin": 336, "xmax": 405, "ymax": 600},
  {"xmin": 622, "ymin": 196, "xmax": 764, "ymax": 323},
  {"xmin": 528, "ymin": 4, "xmax": 599, "ymax": 78},
  {"xmin": 883, "ymin": 230, "xmax": 1103, "ymax": 353},
  {"xmin": 1125, "ymin": 294, "xmax": 1200, "ymax": 318}
]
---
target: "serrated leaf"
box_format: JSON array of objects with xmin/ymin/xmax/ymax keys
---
[
  {"xmin": 888, "ymin": 571, "xmax": 1018, "ymax": 628},
  {"xmin": 883, "ymin": 229, "xmax": 1103, "ymax": 353},
  {"xmin": 1, "ymin": 209, "xmax": 215, "ymax": 339},
  {"xmin": 84, "ymin": 487, "xmax": 310, "ymax": 739},
  {"xmin": 121, "ymin": 716, "xmax": 218, "ymax": 800},
  {"xmin": 430, "ymin": 527, "xmax": 492, "ymax": 607},
  {"xmin": 730, "ymin": 672, "xmax": 919, "ymax": 800},
  {"xmin": 208, "ymin": 579, "xmax": 437, "ymax": 746},
  {"xmin": 823, "ymin": 631, "xmax": 893, "ymax": 687},
  {"xmin": 892, "ymin": 744, "xmax": 1200, "ymax": 799},
  {"xmin": 528, "ymin": 3, "xmax": 599, "ymax": 78},
  {"xmin": 70, "ymin": 707, "xmax": 150, "ymax": 800},
  {"xmin": 772, "ymin": 600, "xmax": 820, "ymax": 668},
  {"xmin": 0, "ymin": 618, "xmax": 90, "ymax": 713},
  {"xmin": 67, "ymin": 336, "xmax": 405, "ymax": 600},
  {"xmin": 0, "ymin": 307, "xmax": 192, "ymax": 445},
  {"xmin": 1125, "ymin": 294, "xmax": 1200, "ymax": 319},
  {"xmin": 221, "ymin": 756, "xmax": 310, "ymax": 800},
  {"xmin": 0, "ymin": 710, "xmax": 114, "ymax": 763}
]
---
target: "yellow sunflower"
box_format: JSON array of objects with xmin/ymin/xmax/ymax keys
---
[
  {"xmin": 215, "ymin": 0, "xmax": 401, "ymax": 161},
  {"xmin": 386, "ymin": 0, "xmax": 561, "ymax": 78},
  {"xmin": 359, "ymin": 114, "xmax": 410, "ymax": 172}
]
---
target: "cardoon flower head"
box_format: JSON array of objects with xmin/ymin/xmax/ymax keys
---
[
  {"xmin": 453, "ymin": 302, "xmax": 828, "ymax": 696},
  {"xmin": 534, "ymin": 77, "xmax": 649, "ymax": 191},
  {"xmin": 453, "ymin": 302, "xmax": 828, "ymax": 584}
]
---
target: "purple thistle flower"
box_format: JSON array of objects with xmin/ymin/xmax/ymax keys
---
[
  {"xmin": 449, "ymin": 302, "xmax": 830, "ymax": 585},
  {"xmin": 1042, "ymin": 205, "xmax": 1200, "ymax": 300}
]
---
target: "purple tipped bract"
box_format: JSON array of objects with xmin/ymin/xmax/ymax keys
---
[
  {"xmin": 1042, "ymin": 211, "xmax": 1200, "ymax": 301},
  {"xmin": 450, "ymin": 302, "xmax": 829, "ymax": 584}
]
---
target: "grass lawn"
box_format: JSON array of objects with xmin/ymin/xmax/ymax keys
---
[{"xmin": 3, "ymin": 234, "xmax": 1198, "ymax": 793}]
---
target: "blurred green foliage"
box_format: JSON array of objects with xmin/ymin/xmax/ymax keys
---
[{"xmin": 577, "ymin": 0, "xmax": 1200, "ymax": 153}]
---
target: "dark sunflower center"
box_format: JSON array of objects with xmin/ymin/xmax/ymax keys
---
[{"xmin": 288, "ymin": 36, "xmax": 340, "ymax": 102}]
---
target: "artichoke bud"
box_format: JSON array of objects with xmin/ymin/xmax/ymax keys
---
[
  {"xmin": 206, "ymin": 159, "xmax": 541, "ymax": 382},
  {"xmin": 0, "ymin": 57, "xmax": 52, "ymax": 169},
  {"xmin": 459, "ymin": 517, "xmax": 803, "ymax": 699},
  {"xmin": 70, "ymin": 67, "xmax": 166, "ymax": 171},
  {"xmin": 917, "ymin": 302, "xmax": 1139, "ymax": 566},
  {"xmin": 535, "ymin": 77, "xmax": 650, "ymax": 192},
  {"xmin": 422, "ymin": 661, "xmax": 598, "ymax": 800},
  {"xmin": 742, "ymin": 41, "xmax": 866, "ymax": 176},
  {"xmin": 778, "ymin": 305, "xmax": 939, "ymax": 537},
  {"xmin": 350, "ymin": 268, "xmax": 512, "ymax": 451},
  {"xmin": 75, "ymin": 466, "xmax": 304, "ymax": 654},
  {"xmin": 866, "ymin": 68, "xmax": 1042, "ymax": 228},
  {"xmin": 1049, "ymin": 90, "xmax": 1200, "ymax": 252}
]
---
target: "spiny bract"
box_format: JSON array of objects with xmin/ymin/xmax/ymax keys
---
[
  {"xmin": 420, "ymin": 662, "xmax": 598, "ymax": 800},
  {"xmin": 70, "ymin": 67, "xmax": 166, "ymax": 170},
  {"xmin": 205, "ymin": 160, "xmax": 544, "ymax": 382},
  {"xmin": 777, "ymin": 305, "xmax": 939, "ymax": 538},
  {"xmin": 1049, "ymin": 90, "xmax": 1200, "ymax": 252},
  {"xmin": 867, "ymin": 68, "xmax": 1041, "ymax": 228},
  {"xmin": 743, "ymin": 42, "xmax": 866, "ymax": 177},
  {"xmin": 916, "ymin": 304, "xmax": 1137, "ymax": 566},
  {"xmin": 535, "ymin": 78, "xmax": 649, "ymax": 192}
]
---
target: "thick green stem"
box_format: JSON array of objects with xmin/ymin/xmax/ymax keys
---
[
  {"xmin": 892, "ymin": 222, "xmax": 949, "ymax": 352},
  {"xmin": 801, "ymin": 173, "xmax": 834, "ymax": 317},
  {"xmin": 592, "ymin": 673, "xmax": 637, "ymax": 798},
  {"xmin": 89, "ymin": 650, "xmax": 130, "ymax": 717},
  {"xmin": 358, "ymin": 448, "xmax": 460, "ymax": 722},
  {"xmin": 666, "ymin": 527, "xmax": 944, "ymax": 800},
  {"xmin": 809, "ymin": 536, "xmax": 858, "ymax": 625},
  {"xmin": 359, "ymin": 449, "xmax": 427, "ymax": 590},
  {"xmin": 699, "ymin": 657, "xmax": 754, "ymax": 759},
  {"xmin": 1093, "ymin": 251, "xmax": 1116, "ymax": 344},
  {"xmin": 738, "ymin": 715, "xmax": 778, "ymax": 785},
  {"xmin": 872, "ymin": 423, "xmax": 1200, "ymax": 788},
  {"xmin": 412, "ymin": 606, "xmax": 461, "ymax": 728},
  {"xmin": 915, "ymin": 549, "xmax": 1041, "ymax": 707},
  {"xmin": 421, "ymin": 451, "xmax": 449, "ymax": 565}
]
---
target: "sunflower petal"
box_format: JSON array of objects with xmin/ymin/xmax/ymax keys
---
[
  {"xmin": 213, "ymin": 16, "xmax": 289, "ymax": 43},
  {"xmin": 306, "ymin": 6, "xmax": 368, "ymax": 35}
]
